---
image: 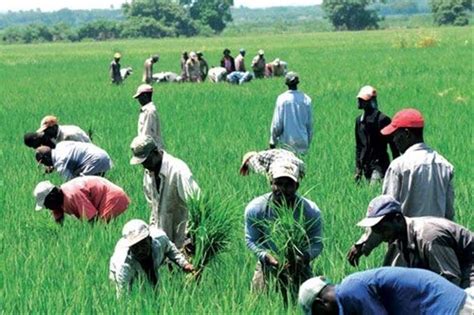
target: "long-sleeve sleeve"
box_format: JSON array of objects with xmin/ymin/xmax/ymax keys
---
[
  {"xmin": 109, "ymin": 253, "xmax": 136, "ymax": 298},
  {"xmin": 305, "ymin": 209, "xmax": 323, "ymax": 261},
  {"xmin": 425, "ymin": 240, "xmax": 462, "ymax": 287},
  {"xmin": 269, "ymin": 100, "xmax": 283, "ymax": 146},
  {"xmin": 244, "ymin": 205, "xmax": 268, "ymax": 262},
  {"xmin": 382, "ymin": 165, "xmax": 402, "ymax": 201},
  {"xmin": 306, "ymin": 97, "xmax": 313, "ymax": 147},
  {"xmin": 445, "ymin": 172, "xmax": 455, "ymax": 220},
  {"xmin": 355, "ymin": 229, "xmax": 384, "ymax": 256},
  {"xmin": 177, "ymin": 171, "xmax": 200, "ymax": 202},
  {"xmin": 164, "ymin": 236, "xmax": 190, "ymax": 268},
  {"xmin": 355, "ymin": 118, "xmax": 363, "ymax": 171}
]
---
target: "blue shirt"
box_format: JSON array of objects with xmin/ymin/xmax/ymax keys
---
[
  {"xmin": 336, "ymin": 267, "xmax": 466, "ymax": 315},
  {"xmin": 244, "ymin": 193, "xmax": 323, "ymax": 262}
]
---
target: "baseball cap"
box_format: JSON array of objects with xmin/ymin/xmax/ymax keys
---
[
  {"xmin": 122, "ymin": 219, "xmax": 150, "ymax": 247},
  {"xmin": 130, "ymin": 135, "xmax": 157, "ymax": 165},
  {"xmin": 133, "ymin": 84, "xmax": 153, "ymax": 98},
  {"xmin": 285, "ymin": 71, "xmax": 299, "ymax": 86},
  {"xmin": 258, "ymin": 49, "xmax": 264, "ymax": 55},
  {"xmin": 381, "ymin": 108, "xmax": 424, "ymax": 136},
  {"xmin": 357, "ymin": 195, "xmax": 402, "ymax": 227},
  {"xmin": 239, "ymin": 151, "xmax": 257, "ymax": 172},
  {"xmin": 357, "ymin": 85, "xmax": 377, "ymax": 101},
  {"xmin": 298, "ymin": 276, "xmax": 329, "ymax": 315},
  {"xmin": 37, "ymin": 115, "xmax": 58, "ymax": 132},
  {"xmin": 33, "ymin": 180, "xmax": 56, "ymax": 211},
  {"xmin": 114, "ymin": 52, "xmax": 121, "ymax": 59},
  {"xmin": 269, "ymin": 159, "xmax": 300, "ymax": 183}
]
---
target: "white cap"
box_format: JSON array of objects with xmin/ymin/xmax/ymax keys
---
[
  {"xmin": 269, "ymin": 159, "xmax": 300, "ymax": 182},
  {"xmin": 122, "ymin": 219, "xmax": 150, "ymax": 247},
  {"xmin": 133, "ymin": 84, "xmax": 153, "ymax": 98},
  {"xmin": 357, "ymin": 85, "xmax": 377, "ymax": 101},
  {"xmin": 33, "ymin": 180, "xmax": 56, "ymax": 211},
  {"xmin": 258, "ymin": 49, "xmax": 264, "ymax": 55},
  {"xmin": 298, "ymin": 277, "xmax": 328, "ymax": 315}
]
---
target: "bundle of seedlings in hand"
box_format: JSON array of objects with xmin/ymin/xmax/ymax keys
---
[{"xmin": 186, "ymin": 193, "xmax": 236, "ymax": 280}]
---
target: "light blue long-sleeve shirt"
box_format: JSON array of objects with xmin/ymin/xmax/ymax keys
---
[
  {"xmin": 244, "ymin": 192, "xmax": 323, "ymax": 263},
  {"xmin": 269, "ymin": 90, "xmax": 313, "ymax": 154}
]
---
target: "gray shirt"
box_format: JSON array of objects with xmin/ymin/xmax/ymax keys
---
[{"xmin": 51, "ymin": 141, "xmax": 112, "ymax": 180}]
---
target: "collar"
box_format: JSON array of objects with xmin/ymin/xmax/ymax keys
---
[
  {"xmin": 140, "ymin": 102, "xmax": 155, "ymax": 112},
  {"xmin": 404, "ymin": 143, "xmax": 428, "ymax": 154}
]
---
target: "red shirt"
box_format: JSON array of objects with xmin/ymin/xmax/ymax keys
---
[{"xmin": 53, "ymin": 176, "xmax": 130, "ymax": 222}]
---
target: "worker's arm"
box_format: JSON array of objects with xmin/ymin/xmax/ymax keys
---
[
  {"xmin": 109, "ymin": 258, "xmax": 135, "ymax": 298},
  {"xmin": 177, "ymin": 169, "xmax": 201, "ymax": 202},
  {"xmin": 348, "ymin": 229, "xmax": 384, "ymax": 266},
  {"xmin": 269, "ymin": 99, "xmax": 284, "ymax": 147},
  {"xmin": 445, "ymin": 171, "xmax": 455, "ymax": 220},
  {"xmin": 244, "ymin": 204, "xmax": 270, "ymax": 264},
  {"xmin": 382, "ymin": 164, "xmax": 402, "ymax": 201},
  {"xmin": 304, "ymin": 207, "xmax": 323, "ymax": 261},
  {"xmin": 163, "ymin": 236, "xmax": 192, "ymax": 270},
  {"xmin": 306, "ymin": 96, "xmax": 314, "ymax": 147},
  {"xmin": 354, "ymin": 118, "xmax": 363, "ymax": 181},
  {"xmin": 425, "ymin": 240, "xmax": 462, "ymax": 287}
]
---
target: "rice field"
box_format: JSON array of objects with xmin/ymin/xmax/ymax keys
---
[{"xmin": 0, "ymin": 26, "xmax": 472, "ymax": 313}]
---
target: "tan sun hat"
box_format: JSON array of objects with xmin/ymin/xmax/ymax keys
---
[
  {"xmin": 357, "ymin": 85, "xmax": 377, "ymax": 101},
  {"xmin": 258, "ymin": 49, "xmax": 264, "ymax": 55},
  {"xmin": 269, "ymin": 159, "xmax": 300, "ymax": 183},
  {"xmin": 122, "ymin": 219, "xmax": 150, "ymax": 247},
  {"xmin": 33, "ymin": 180, "xmax": 56, "ymax": 211},
  {"xmin": 239, "ymin": 151, "xmax": 257, "ymax": 174},
  {"xmin": 133, "ymin": 84, "xmax": 153, "ymax": 98},
  {"xmin": 37, "ymin": 115, "xmax": 58, "ymax": 132},
  {"xmin": 130, "ymin": 135, "xmax": 157, "ymax": 165},
  {"xmin": 114, "ymin": 52, "xmax": 121, "ymax": 59}
]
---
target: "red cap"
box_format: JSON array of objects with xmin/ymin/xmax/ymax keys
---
[{"xmin": 381, "ymin": 108, "xmax": 424, "ymax": 135}]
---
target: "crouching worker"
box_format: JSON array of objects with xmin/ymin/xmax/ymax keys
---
[
  {"xmin": 298, "ymin": 267, "xmax": 474, "ymax": 315},
  {"xmin": 109, "ymin": 219, "xmax": 194, "ymax": 297},
  {"xmin": 33, "ymin": 176, "xmax": 130, "ymax": 224}
]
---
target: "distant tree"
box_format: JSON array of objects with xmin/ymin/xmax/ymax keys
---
[
  {"xmin": 77, "ymin": 20, "xmax": 121, "ymax": 40},
  {"xmin": 322, "ymin": 0, "xmax": 383, "ymax": 30},
  {"xmin": 430, "ymin": 0, "xmax": 472, "ymax": 26},
  {"xmin": 121, "ymin": 16, "xmax": 175, "ymax": 38},
  {"xmin": 180, "ymin": 0, "xmax": 234, "ymax": 33}
]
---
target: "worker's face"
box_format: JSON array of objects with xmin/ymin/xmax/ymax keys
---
[
  {"xmin": 392, "ymin": 128, "xmax": 412, "ymax": 154},
  {"xmin": 130, "ymin": 237, "xmax": 152, "ymax": 260},
  {"xmin": 43, "ymin": 188, "xmax": 63, "ymax": 210},
  {"xmin": 271, "ymin": 177, "xmax": 298, "ymax": 205},
  {"xmin": 36, "ymin": 149, "xmax": 53, "ymax": 166},
  {"xmin": 371, "ymin": 218, "xmax": 399, "ymax": 243},
  {"xmin": 141, "ymin": 149, "xmax": 163, "ymax": 172},
  {"xmin": 44, "ymin": 125, "xmax": 59, "ymax": 138},
  {"xmin": 137, "ymin": 93, "xmax": 152, "ymax": 106},
  {"xmin": 312, "ymin": 286, "xmax": 338, "ymax": 315},
  {"xmin": 357, "ymin": 98, "xmax": 371, "ymax": 110}
]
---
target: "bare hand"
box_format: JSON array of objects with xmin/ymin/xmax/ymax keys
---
[
  {"xmin": 239, "ymin": 165, "xmax": 249, "ymax": 176},
  {"xmin": 183, "ymin": 263, "xmax": 194, "ymax": 273},
  {"xmin": 265, "ymin": 253, "xmax": 279, "ymax": 267},
  {"xmin": 347, "ymin": 244, "xmax": 363, "ymax": 267}
]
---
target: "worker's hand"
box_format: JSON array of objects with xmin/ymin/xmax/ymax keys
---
[
  {"xmin": 347, "ymin": 244, "xmax": 363, "ymax": 267},
  {"xmin": 265, "ymin": 253, "xmax": 279, "ymax": 267},
  {"xmin": 44, "ymin": 166, "xmax": 54, "ymax": 174},
  {"xmin": 183, "ymin": 263, "xmax": 194, "ymax": 273},
  {"xmin": 354, "ymin": 168, "xmax": 362, "ymax": 183}
]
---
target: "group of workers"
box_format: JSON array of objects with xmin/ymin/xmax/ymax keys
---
[
  {"xmin": 109, "ymin": 48, "xmax": 288, "ymax": 86},
  {"xmin": 29, "ymin": 52, "xmax": 473, "ymax": 314}
]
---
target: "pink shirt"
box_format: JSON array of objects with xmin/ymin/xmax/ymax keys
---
[{"xmin": 53, "ymin": 176, "xmax": 130, "ymax": 222}]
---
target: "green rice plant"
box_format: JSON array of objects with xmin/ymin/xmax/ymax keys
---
[{"xmin": 186, "ymin": 193, "xmax": 237, "ymax": 280}]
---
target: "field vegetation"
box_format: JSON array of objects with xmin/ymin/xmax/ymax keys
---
[{"xmin": 0, "ymin": 26, "xmax": 472, "ymax": 313}]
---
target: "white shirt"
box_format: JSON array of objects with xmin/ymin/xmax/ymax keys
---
[
  {"xmin": 143, "ymin": 152, "xmax": 200, "ymax": 248},
  {"xmin": 269, "ymin": 90, "xmax": 313, "ymax": 154},
  {"xmin": 138, "ymin": 102, "xmax": 163, "ymax": 149},
  {"xmin": 56, "ymin": 125, "xmax": 91, "ymax": 143},
  {"xmin": 208, "ymin": 67, "xmax": 227, "ymax": 83},
  {"xmin": 109, "ymin": 227, "xmax": 189, "ymax": 297},
  {"xmin": 383, "ymin": 143, "xmax": 454, "ymax": 219}
]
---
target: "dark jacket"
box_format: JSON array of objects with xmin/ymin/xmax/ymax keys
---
[{"xmin": 355, "ymin": 110, "xmax": 399, "ymax": 178}]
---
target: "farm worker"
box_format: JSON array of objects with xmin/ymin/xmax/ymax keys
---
[
  {"xmin": 109, "ymin": 52, "xmax": 122, "ymax": 84},
  {"xmin": 35, "ymin": 115, "xmax": 91, "ymax": 145},
  {"xmin": 129, "ymin": 135, "xmax": 200, "ymax": 249},
  {"xmin": 244, "ymin": 160, "xmax": 323, "ymax": 302},
  {"xmin": 185, "ymin": 52, "xmax": 202, "ymax": 83},
  {"xmin": 208, "ymin": 67, "xmax": 227, "ymax": 83},
  {"xmin": 348, "ymin": 108, "xmax": 455, "ymax": 263},
  {"xmin": 180, "ymin": 51, "xmax": 188, "ymax": 82},
  {"xmin": 349, "ymin": 195, "xmax": 473, "ymax": 288},
  {"xmin": 197, "ymin": 51, "xmax": 209, "ymax": 81},
  {"xmin": 251, "ymin": 49, "xmax": 266, "ymax": 78},
  {"xmin": 239, "ymin": 148, "xmax": 305, "ymax": 179},
  {"xmin": 234, "ymin": 48, "xmax": 246, "ymax": 72},
  {"xmin": 269, "ymin": 72, "xmax": 313, "ymax": 154},
  {"xmin": 265, "ymin": 58, "xmax": 288, "ymax": 77},
  {"xmin": 35, "ymin": 141, "xmax": 112, "ymax": 180},
  {"xmin": 298, "ymin": 267, "xmax": 474, "ymax": 315},
  {"xmin": 226, "ymin": 71, "xmax": 253, "ymax": 85},
  {"xmin": 354, "ymin": 85, "xmax": 399, "ymax": 184},
  {"xmin": 33, "ymin": 176, "xmax": 130, "ymax": 224},
  {"xmin": 143, "ymin": 54, "xmax": 159, "ymax": 84},
  {"xmin": 109, "ymin": 219, "xmax": 194, "ymax": 297},
  {"xmin": 133, "ymin": 84, "xmax": 164, "ymax": 149},
  {"xmin": 220, "ymin": 48, "xmax": 235, "ymax": 73}
]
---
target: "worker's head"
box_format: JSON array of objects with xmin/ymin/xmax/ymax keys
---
[
  {"xmin": 24, "ymin": 132, "xmax": 55, "ymax": 149},
  {"xmin": 258, "ymin": 49, "xmax": 264, "ymax": 57},
  {"xmin": 239, "ymin": 151, "xmax": 257, "ymax": 176},
  {"xmin": 223, "ymin": 48, "xmax": 231, "ymax": 56},
  {"xmin": 269, "ymin": 160, "xmax": 300, "ymax": 205},
  {"xmin": 196, "ymin": 51, "xmax": 203, "ymax": 59},
  {"xmin": 356, "ymin": 85, "xmax": 377, "ymax": 111},
  {"xmin": 35, "ymin": 145, "xmax": 53, "ymax": 166},
  {"xmin": 114, "ymin": 52, "xmax": 121, "ymax": 61},
  {"xmin": 357, "ymin": 195, "xmax": 405, "ymax": 243},
  {"xmin": 189, "ymin": 51, "xmax": 198, "ymax": 61},
  {"xmin": 299, "ymin": 277, "xmax": 338, "ymax": 315},
  {"xmin": 37, "ymin": 115, "xmax": 59, "ymax": 138},
  {"xmin": 381, "ymin": 108, "xmax": 424, "ymax": 153},
  {"xmin": 133, "ymin": 84, "xmax": 153, "ymax": 105},
  {"xmin": 122, "ymin": 219, "xmax": 152, "ymax": 259},
  {"xmin": 34, "ymin": 180, "xmax": 63, "ymax": 211},
  {"xmin": 239, "ymin": 48, "xmax": 246, "ymax": 56},
  {"xmin": 285, "ymin": 71, "xmax": 300, "ymax": 90},
  {"xmin": 151, "ymin": 55, "xmax": 160, "ymax": 63},
  {"xmin": 130, "ymin": 135, "xmax": 163, "ymax": 172}
]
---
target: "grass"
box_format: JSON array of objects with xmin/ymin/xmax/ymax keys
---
[{"xmin": 0, "ymin": 26, "xmax": 472, "ymax": 313}]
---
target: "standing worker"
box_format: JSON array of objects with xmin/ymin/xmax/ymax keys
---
[
  {"xmin": 220, "ymin": 48, "xmax": 235, "ymax": 73},
  {"xmin": 251, "ymin": 49, "xmax": 266, "ymax": 78},
  {"xmin": 180, "ymin": 51, "xmax": 188, "ymax": 82},
  {"xmin": 110, "ymin": 52, "xmax": 122, "ymax": 84},
  {"xmin": 133, "ymin": 84, "xmax": 164, "ymax": 149},
  {"xmin": 185, "ymin": 52, "xmax": 202, "ymax": 83},
  {"xmin": 129, "ymin": 135, "xmax": 201, "ymax": 249},
  {"xmin": 269, "ymin": 72, "xmax": 313, "ymax": 155},
  {"xmin": 143, "ymin": 55, "xmax": 159, "ymax": 84},
  {"xmin": 196, "ymin": 51, "xmax": 209, "ymax": 81},
  {"xmin": 235, "ymin": 48, "xmax": 246, "ymax": 72},
  {"xmin": 354, "ymin": 85, "xmax": 399, "ymax": 184}
]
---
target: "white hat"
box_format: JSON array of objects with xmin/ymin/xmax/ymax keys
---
[
  {"xmin": 33, "ymin": 180, "xmax": 56, "ymax": 211},
  {"xmin": 133, "ymin": 84, "xmax": 153, "ymax": 98},
  {"xmin": 258, "ymin": 49, "xmax": 264, "ymax": 55},
  {"xmin": 298, "ymin": 277, "xmax": 328, "ymax": 315},
  {"xmin": 129, "ymin": 135, "xmax": 157, "ymax": 165},
  {"xmin": 122, "ymin": 219, "xmax": 150, "ymax": 247},
  {"xmin": 357, "ymin": 85, "xmax": 377, "ymax": 101},
  {"xmin": 269, "ymin": 159, "xmax": 300, "ymax": 182}
]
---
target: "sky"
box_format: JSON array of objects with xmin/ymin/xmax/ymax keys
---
[{"xmin": 0, "ymin": 0, "xmax": 320, "ymax": 13}]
